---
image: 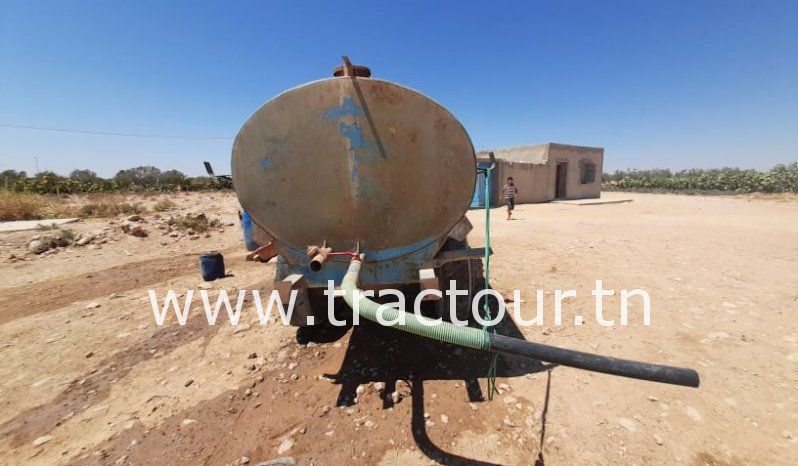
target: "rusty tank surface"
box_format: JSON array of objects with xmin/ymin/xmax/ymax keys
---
[
  {"xmin": 232, "ymin": 60, "xmax": 486, "ymax": 325},
  {"xmin": 232, "ymin": 76, "xmax": 475, "ymax": 255}
]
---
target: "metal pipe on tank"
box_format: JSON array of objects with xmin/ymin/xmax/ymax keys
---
[{"xmin": 309, "ymin": 247, "xmax": 332, "ymax": 272}]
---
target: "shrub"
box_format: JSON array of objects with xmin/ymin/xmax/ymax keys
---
[
  {"xmin": 153, "ymin": 198, "xmax": 177, "ymax": 212},
  {"xmin": 79, "ymin": 202, "xmax": 144, "ymax": 218},
  {"xmin": 0, "ymin": 191, "xmax": 44, "ymax": 221},
  {"xmin": 168, "ymin": 213, "xmax": 221, "ymax": 233}
]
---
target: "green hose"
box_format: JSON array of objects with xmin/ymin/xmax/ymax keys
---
[
  {"xmin": 340, "ymin": 257, "xmax": 702, "ymax": 388},
  {"xmin": 481, "ymin": 159, "xmax": 499, "ymax": 399},
  {"xmin": 341, "ymin": 259, "xmax": 489, "ymax": 350}
]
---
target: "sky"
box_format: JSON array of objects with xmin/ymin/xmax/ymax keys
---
[{"xmin": 0, "ymin": 0, "xmax": 796, "ymax": 177}]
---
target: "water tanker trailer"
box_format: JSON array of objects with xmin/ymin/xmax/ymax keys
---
[{"xmin": 231, "ymin": 58, "xmax": 700, "ymax": 389}]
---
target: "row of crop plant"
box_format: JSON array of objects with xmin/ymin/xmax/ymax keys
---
[{"xmin": 602, "ymin": 163, "xmax": 798, "ymax": 194}]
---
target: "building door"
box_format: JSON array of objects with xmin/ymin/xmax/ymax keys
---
[
  {"xmin": 471, "ymin": 162, "xmax": 491, "ymax": 208},
  {"xmin": 555, "ymin": 162, "xmax": 568, "ymax": 199}
]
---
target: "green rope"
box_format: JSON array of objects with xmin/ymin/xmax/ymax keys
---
[{"xmin": 481, "ymin": 164, "xmax": 499, "ymax": 400}]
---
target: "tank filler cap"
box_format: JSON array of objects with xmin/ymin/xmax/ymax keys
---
[{"xmin": 333, "ymin": 56, "xmax": 371, "ymax": 77}]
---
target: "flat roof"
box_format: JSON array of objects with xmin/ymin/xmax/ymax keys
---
[{"xmin": 476, "ymin": 142, "xmax": 603, "ymax": 164}]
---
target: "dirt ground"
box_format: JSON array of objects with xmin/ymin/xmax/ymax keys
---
[{"xmin": 0, "ymin": 191, "xmax": 796, "ymax": 465}]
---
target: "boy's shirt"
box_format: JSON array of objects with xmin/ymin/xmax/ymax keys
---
[{"xmin": 503, "ymin": 184, "xmax": 518, "ymax": 198}]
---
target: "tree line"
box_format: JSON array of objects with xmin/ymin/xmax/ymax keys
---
[
  {"xmin": 3, "ymin": 162, "xmax": 797, "ymax": 195},
  {"xmin": 0, "ymin": 166, "xmax": 232, "ymax": 194}
]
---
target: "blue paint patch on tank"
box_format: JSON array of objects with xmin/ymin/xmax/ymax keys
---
[
  {"xmin": 260, "ymin": 156, "xmax": 274, "ymax": 170},
  {"xmin": 322, "ymin": 96, "xmax": 388, "ymax": 194},
  {"xmin": 322, "ymin": 97, "xmax": 365, "ymax": 120},
  {"xmin": 339, "ymin": 122, "xmax": 363, "ymax": 149},
  {"xmin": 339, "ymin": 121, "xmax": 365, "ymax": 181}
]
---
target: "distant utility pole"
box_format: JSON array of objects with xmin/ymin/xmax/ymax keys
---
[{"xmin": 34, "ymin": 156, "xmax": 39, "ymax": 173}]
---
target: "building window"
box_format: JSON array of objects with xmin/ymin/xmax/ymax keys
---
[{"xmin": 580, "ymin": 162, "xmax": 596, "ymax": 184}]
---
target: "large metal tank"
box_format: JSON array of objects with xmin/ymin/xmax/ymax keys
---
[
  {"xmin": 228, "ymin": 63, "xmax": 702, "ymax": 391},
  {"xmin": 232, "ymin": 63, "xmax": 476, "ymax": 288}
]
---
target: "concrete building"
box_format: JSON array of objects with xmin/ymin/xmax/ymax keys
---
[{"xmin": 472, "ymin": 143, "xmax": 604, "ymax": 207}]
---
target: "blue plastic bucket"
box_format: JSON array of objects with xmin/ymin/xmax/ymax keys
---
[
  {"xmin": 241, "ymin": 211, "xmax": 261, "ymax": 251},
  {"xmin": 199, "ymin": 251, "xmax": 225, "ymax": 281}
]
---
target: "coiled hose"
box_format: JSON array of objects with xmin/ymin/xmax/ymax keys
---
[{"xmin": 341, "ymin": 257, "xmax": 700, "ymax": 388}]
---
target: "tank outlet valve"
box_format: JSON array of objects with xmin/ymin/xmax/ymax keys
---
[{"xmin": 309, "ymin": 247, "xmax": 332, "ymax": 272}]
